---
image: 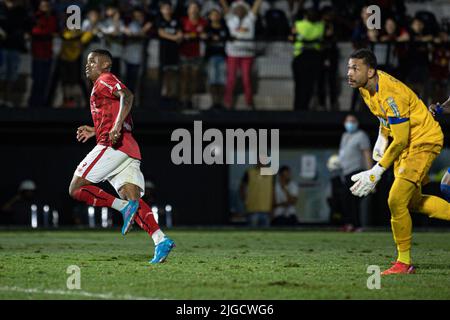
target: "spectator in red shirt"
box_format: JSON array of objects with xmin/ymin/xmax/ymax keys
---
[
  {"xmin": 179, "ymin": 1, "xmax": 207, "ymax": 109},
  {"xmin": 28, "ymin": 0, "xmax": 57, "ymax": 108}
]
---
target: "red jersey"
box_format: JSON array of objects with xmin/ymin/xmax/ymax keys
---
[
  {"xmin": 179, "ymin": 17, "xmax": 207, "ymax": 58},
  {"xmin": 90, "ymin": 72, "xmax": 141, "ymax": 160}
]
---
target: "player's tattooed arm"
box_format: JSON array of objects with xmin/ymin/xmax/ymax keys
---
[
  {"xmin": 76, "ymin": 125, "xmax": 95, "ymax": 143},
  {"xmin": 110, "ymin": 87, "xmax": 134, "ymax": 145}
]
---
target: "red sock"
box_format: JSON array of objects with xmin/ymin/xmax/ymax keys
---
[
  {"xmin": 134, "ymin": 199, "xmax": 160, "ymax": 236},
  {"xmin": 72, "ymin": 185, "xmax": 115, "ymax": 208}
]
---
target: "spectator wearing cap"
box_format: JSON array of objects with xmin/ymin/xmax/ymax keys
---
[{"xmin": 220, "ymin": 0, "xmax": 263, "ymax": 110}]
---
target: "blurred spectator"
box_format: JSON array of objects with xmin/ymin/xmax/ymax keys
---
[
  {"xmin": 99, "ymin": 4, "xmax": 124, "ymax": 77},
  {"xmin": 0, "ymin": 0, "xmax": 30, "ymax": 108},
  {"xmin": 81, "ymin": 8, "xmax": 103, "ymax": 52},
  {"xmin": 221, "ymin": 0, "xmax": 262, "ymax": 110},
  {"xmin": 375, "ymin": 16, "xmax": 409, "ymax": 78},
  {"xmin": 261, "ymin": 0, "xmax": 290, "ymax": 39},
  {"xmin": 28, "ymin": 0, "xmax": 57, "ymax": 108},
  {"xmin": 338, "ymin": 114, "xmax": 372, "ymax": 232},
  {"xmin": 272, "ymin": 166, "xmax": 299, "ymax": 226},
  {"xmin": 350, "ymin": 5, "xmax": 371, "ymax": 111},
  {"xmin": 157, "ymin": 1, "xmax": 182, "ymax": 108},
  {"xmin": 122, "ymin": 7, "xmax": 152, "ymax": 94},
  {"xmin": 202, "ymin": 6, "xmax": 229, "ymax": 110},
  {"xmin": 326, "ymin": 153, "xmax": 346, "ymax": 225},
  {"xmin": 317, "ymin": 6, "xmax": 339, "ymax": 111},
  {"xmin": 406, "ymin": 16, "xmax": 433, "ymax": 104},
  {"xmin": 239, "ymin": 160, "xmax": 274, "ymax": 227},
  {"xmin": 142, "ymin": 179, "xmax": 157, "ymax": 206},
  {"xmin": 1, "ymin": 180, "xmax": 38, "ymax": 225},
  {"xmin": 291, "ymin": 8, "xmax": 324, "ymax": 111},
  {"xmin": 430, "ymin": 31, "xmax": 450, "ymax": 104},
  {"xmin": 351, "ymin": 5, "xmax": 371, "ymax": 50},
  {"xmin": 50, "ymin": 18, "xmax": 92, "ymax": 108},
  {"xmin": 179, "ymin": 1, "xmax": 207, "ymax": 109}
]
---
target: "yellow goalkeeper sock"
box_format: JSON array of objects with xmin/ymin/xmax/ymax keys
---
[{"xmin": 397, "ymin": 250, "xmax": 411, "ymax": 265}]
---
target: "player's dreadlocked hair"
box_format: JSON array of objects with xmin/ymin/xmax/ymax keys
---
[
  {"xmin": 91, "ymin": 49, "xmax": 113, "ymax": 62},
  {"xmin": 350, "ymin": 48, "xmax": 377, "ymax": 70}
]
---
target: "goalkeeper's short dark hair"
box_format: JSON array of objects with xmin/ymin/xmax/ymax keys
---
[{"xmin": 350, "ymin": 48, "xmax": 377, "ymax": 70}]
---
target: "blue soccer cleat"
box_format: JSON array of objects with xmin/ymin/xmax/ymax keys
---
[
  {"xmin": 120, "ymin": 200, "xmax": 139, "ymax": 235},
  {"xmin": 149, "ymin": 237, "xmax": 175, "ymax": 264}
]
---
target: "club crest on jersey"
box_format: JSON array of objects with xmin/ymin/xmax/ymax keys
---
[{"xmin": 386, "ymin": 97, "xmax": 400, "ymax": 117}]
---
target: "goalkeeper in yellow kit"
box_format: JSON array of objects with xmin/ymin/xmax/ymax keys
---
[{"xmin": 347, "ymin": 48, "xmax": 450, "ymax": 275}]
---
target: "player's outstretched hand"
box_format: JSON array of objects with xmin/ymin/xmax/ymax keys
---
[
  {"xmin": 76, "ymin": 125, "xmax": 95, "ymax": 143},
  {"xmin": 109, "ymin": 125, "xmax": 122, "ymax": 145}
]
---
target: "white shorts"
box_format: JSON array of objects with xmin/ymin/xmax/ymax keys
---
[{"xmin": 74, "ymin": 145, "xmax": 145, "ymax": 197}]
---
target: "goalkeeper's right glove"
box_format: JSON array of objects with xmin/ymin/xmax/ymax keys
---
[{"xmin": 372, "ymin": 128, "xmax": 389, "ymax": 162}]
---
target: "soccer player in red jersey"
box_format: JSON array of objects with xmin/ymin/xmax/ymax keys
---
[{"xmin": 68, "ymin": 49, "xmax": 175, "ymax": 264}]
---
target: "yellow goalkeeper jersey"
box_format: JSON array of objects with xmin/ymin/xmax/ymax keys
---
[{"xmin": 359, "ymin": 70, "xmax": 443, "ymax": 148}]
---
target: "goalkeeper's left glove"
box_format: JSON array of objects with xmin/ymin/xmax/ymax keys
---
[{"xmin": 350, "ymin": 164, "xmax": 386, "ymax": 197}]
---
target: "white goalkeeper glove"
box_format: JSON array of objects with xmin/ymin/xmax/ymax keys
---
[
  {"xmin": 372, "ymin": 129, "xmax": 389, "ymax": 162},
  {"xmin": 350, "ymin": 164, "xmax": 386, "ymax": 197}
]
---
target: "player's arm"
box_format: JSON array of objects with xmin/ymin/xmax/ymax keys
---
[
  {"xmin": 76, "ymin": 125, "xmax": 95, "ymax": 143},
  {"xmin": 373, "ymin": 125, "xmax": 390, "ymax": 161},
  {"xmin": 429, "ymin": 96, "xmax": 450, "ymax": 116},
  {"xmin": 378, "ymin": 119, "xmax": 410, "ymax": 170},
  {"xmin": 219, "ymin": 0, "xmax": 230, "ymax": 15},
  {"xmin": 251, "ymin": 0, "xmax": 263, "ymax": 16},
  {"xmin": 109, "ymin": 87, "xmax": 134, "ymax": 145},
  {"xmin": 158, "ymin": 28, "xmax": 182, "ymax": 43}
]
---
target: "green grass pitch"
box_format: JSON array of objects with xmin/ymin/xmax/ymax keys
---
[{"xmin": 0, "ymin": 229, "xmax": 449, "ymax": 300}]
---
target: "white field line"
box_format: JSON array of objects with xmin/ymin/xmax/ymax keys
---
[{"xmin": 0, "ymin": 286, "xmax": 161, "ymax": 300}]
